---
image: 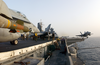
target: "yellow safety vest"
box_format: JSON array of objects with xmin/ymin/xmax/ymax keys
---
[
  {"xmin": 57, "ymin": 38, "xmax": 60, "ymax": 41},
  {"xmin": 35, "ymin": 33, "xmax": 38, "ymax": 36}
]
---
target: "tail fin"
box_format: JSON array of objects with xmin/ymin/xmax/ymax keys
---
[
  {"xmin": 80, "ymin": 32, "xmax": 82, "ymax": 35},
  {"xmin": 45, "ymin": 24, "xmax": 51, "ymax": 32}
]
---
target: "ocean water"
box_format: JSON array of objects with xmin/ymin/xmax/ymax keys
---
[{"xmin": 77, "ymin": 37, "xmax": 100, "ymax": 65}]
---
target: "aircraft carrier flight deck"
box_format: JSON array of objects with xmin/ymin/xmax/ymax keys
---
[{"xmin": 0, "ymin": 38, "xmax": 52, "ymax": 52}]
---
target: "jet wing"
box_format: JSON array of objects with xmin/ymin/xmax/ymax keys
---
[
  {"xmin": 9, "ymin": 9, "xmax": 31, "ymax": 23},
  {"xmin": 30, "ymin": 32, "xmax": 48, "ymax": 37}
]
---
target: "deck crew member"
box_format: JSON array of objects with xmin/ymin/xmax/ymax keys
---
[
  {"xmin": 52, "ymin": 32, "xmax": 55, "ymax": 40},
  {"xmin": 35, "ymin": 33, "xmax": 38, "ymax": 41},
  {"xmin": 26, "ymin": 34, "xmax": 29, "ymax": 40}
]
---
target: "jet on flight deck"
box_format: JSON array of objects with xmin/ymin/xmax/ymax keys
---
[{"xmin": 30, "ymin": 22, "xmax": 51, "ymax": 38}]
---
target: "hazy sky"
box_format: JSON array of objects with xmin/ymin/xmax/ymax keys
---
[{"xmin": 3, "ymin": 0, "xmax": 100, "ymax": 37}]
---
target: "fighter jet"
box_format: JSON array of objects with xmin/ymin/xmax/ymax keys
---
[
  {"xmin": 30, "ymin": 23, "xmax": 51, "ymax": 38},
  {"xmin": 34, "ymin": 22, "xmax": 58, "ymax": 38},
  {"xmin": 0, "ymin": 0, "xmax": 40, "ymax": 45},
  {"xmin": 76, "ymin": 31, "xmax": 92, "ymax": 38},
  {"xmin": 45, "ymin": 28, "xmax": 58, "ymax": 38},
  {"xmin": 50, "ymin": 28, "xmax": 58, "ymax": 38}
]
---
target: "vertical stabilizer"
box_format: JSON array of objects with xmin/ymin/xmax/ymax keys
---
[
  {"xmin": 80, "ymin": 32, "xmax": 82, "ymax": 35},
  {"xmin": 45, "ymin": 24, "xmax": 51, "ymax": 32}
]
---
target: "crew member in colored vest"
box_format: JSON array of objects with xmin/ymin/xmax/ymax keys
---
[
  {"xmin": 26, "ymin": 34, "xmax": 29, "ymax": 40},
  {"xmin": 52, "ymin": 32, "xmax": 55, "ymax": 40},
  {"xmin": 35, "ymin": 33, "xmax": 38, "ymax": 41}
]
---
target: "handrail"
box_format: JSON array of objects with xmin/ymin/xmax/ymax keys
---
[
  {"xmin": 0, "ymin": 40, "xmax": 56, "ymax": 64},
  {"xmin": 64, "ymin": 38, "xmax": 73, "ymax": 65}
]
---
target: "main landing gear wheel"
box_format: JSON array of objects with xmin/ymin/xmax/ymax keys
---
[{"xmin": 10, "ymin": 40, "xmax": 18, "ymax": 45}]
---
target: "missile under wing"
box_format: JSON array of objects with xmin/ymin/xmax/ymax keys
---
[{"xmin": 0, "ymin": 0, "xmax": 40, "ymax": 45}]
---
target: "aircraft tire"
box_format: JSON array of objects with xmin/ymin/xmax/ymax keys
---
[
  {"xmin": 10, "ymin": 40, "xmax": 18, "ymax": 45},
  {"xmin": 13, "ymin": 40, "xmax": 18, "ymax": 45}
]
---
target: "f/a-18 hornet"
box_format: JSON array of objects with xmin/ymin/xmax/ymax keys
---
[
  {"xmin": 30, "ymin": 22, "xmax": 51, "ymax": 38},
  {"xmin": 76, "ymin": 31, "xmax": 92, "ymax": 38},
  {"xmin": 0, "ymin": 0, "xmax": 40, "ymax": 45}
]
